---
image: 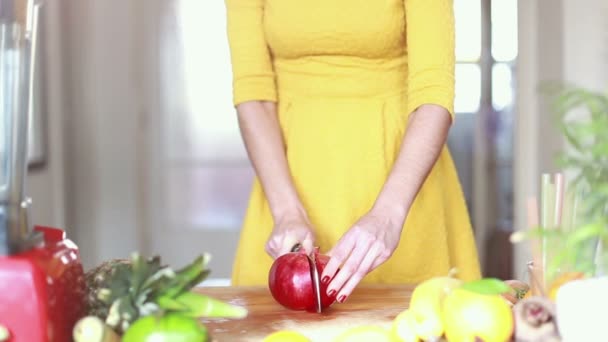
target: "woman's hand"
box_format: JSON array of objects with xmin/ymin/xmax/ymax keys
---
[
  {"xmin": 320, "ymin": 104, "xmax": 452, "ymax": 304},
  {"xmin": 234, "ymin": 100, "xmax": 315, "ymax": 259},
  {"xmin": 320, "ymin": 207, "xmax": 405, "ymax": 303},
  {"xmin": 266, "ymin": 210, "xmax": 316, "ymax": 259}
]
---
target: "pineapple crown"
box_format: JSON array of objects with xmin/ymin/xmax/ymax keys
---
[{"xmin": 95, "ymin": 252, "xmax": 211, "ymax": 333}]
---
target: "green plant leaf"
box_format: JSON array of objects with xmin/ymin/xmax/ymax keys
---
[
  {"xmin": 460, "ymin": 278, "xmax": 511, "ymax": 295},
  {"xmin": 540, "ymin": 81, "xmax": 608, "ymax": 277},
  {"xmin": 566, "ymin": 222, "xmax": 605, "ymax": 246},
  {"xmin": 561, "ymin": 126, "xmax": 585, "ymax": 152}
]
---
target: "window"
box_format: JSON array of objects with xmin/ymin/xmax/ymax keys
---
[
  {"xmin": 160, "ymin": 0, "xmax": 253, "ymax": 231},
  {"xmin": 454, "ymin": 0, "xmax": 518, "ymax": 114},
  {"xmin": 451, "ymin": 0, "xmax": 518, "ymax": 233}
]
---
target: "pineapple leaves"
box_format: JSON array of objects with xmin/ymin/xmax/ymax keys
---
[
  {"xmin": 88, "ymin": 252, "xmax": 217, "ymax": 334},
  {"xmin": 157, "ymin": 292, "xmax": 248, "ymax": 319},
  {"xmin": 150, "ymin": 253, "xmax": 212, "ymax": 301},
  {"xmin": 86, "ymin": 250, "xmax": 247, "ymax": 336}
]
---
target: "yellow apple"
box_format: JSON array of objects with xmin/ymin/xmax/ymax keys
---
[
  {"xmin": 442, "ymin": 286, "xmax": 514, "ymax": 342},
  {"xmin": 333, "ymin": 326, "xmax": 397, "ymax": 342},
  {"xmin": 408, "ymin": 273, "xmax": 462, "ymax": 340},
  {"xmin": 391, "ymin": 309, "xmax": 420, "ymax": 342}
]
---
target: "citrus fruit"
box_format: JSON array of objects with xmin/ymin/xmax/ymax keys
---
[
  {"xmin": 262, "ymin": 330, "xmax": 310, "ymax": 342},
  {"xmin": 122, "ymin": 313, "xmax": 208, "ymax": 342},
  {"xmin": 333, "ymin": 326, "xmax": 396, "ymax": 342},
  {"xmin": 391, "ymin": 310, "xmax": 420, "ymax": 342},
  {"xmin": 442, "ymin": 284, "xmax": 514, "ymax": 342},
  {"xmin": 408, "ymin": 274, "xmax": 462, "ymax": 339}
]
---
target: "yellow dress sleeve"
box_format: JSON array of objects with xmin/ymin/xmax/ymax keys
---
[
  {"xmin": 225, "ymin": 0, "xmax": 277, "ymax": 106},
  {"xmin": 404, "ymin": 0, "xmax": 456, "ymax": 119}
]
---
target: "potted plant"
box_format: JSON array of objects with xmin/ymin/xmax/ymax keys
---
[
  {"xmin": 546, "ymin": 83, "xmax": 608, "ymax": 277},
  {"xmin": 513, "ymin": 83, "xmax": 608, "ymax": 341}
]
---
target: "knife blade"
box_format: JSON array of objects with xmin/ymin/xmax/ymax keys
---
[
  {"xmin": 307, "ymin": 252, "xmax": 323, "ymax": 313},
  {"xmin": 290, "ymin": 242, "xmax": 323, "ymax": 313}
]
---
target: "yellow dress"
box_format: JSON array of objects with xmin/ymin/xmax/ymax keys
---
[{"xmin": 225, "ymin": 0, "xmax": 481, "ymax": 285}]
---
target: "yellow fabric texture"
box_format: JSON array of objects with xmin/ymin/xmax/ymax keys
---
[{"xmin": 225, "ymin": 0, "xmax": 481, "ymax": 285}]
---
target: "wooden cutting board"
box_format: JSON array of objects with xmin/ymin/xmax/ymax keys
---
[{"xmin": 195, "ymin": 284, "xmax": 416, "ymax": 342}]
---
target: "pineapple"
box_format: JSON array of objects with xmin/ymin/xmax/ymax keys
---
[
  {"xmin": 85, "ymin": 252, "xmax": 211, "ymax": 334},
  {"xmin": 85, "ymin": 258, "xmax": 132, "ymax": 318}
]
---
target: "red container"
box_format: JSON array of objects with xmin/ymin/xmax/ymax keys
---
[{"xmin": 0, "ymin": 226, "xmax": 87, "ymax": 342}]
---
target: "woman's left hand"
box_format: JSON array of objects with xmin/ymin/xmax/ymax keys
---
[{"xmin": 320, "ymin": 208, "xmax": 404, "ymax": 304}]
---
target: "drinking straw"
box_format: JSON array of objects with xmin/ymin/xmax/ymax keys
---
[
  {"xmin": 554, "ymin": 173, "xmax": 565, "ymax": 227},
  {"xmin": 526, "ymin": 196, "xmax": 544, "ymax": 295},
  {"xmin": 540, "ymin": 174, "xmax": 553, "ymax": 287},
  {"xmin": 561, "ymin": 187, "xmax": 574, "ymax": 233}
]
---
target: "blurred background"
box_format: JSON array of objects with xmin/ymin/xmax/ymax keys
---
[{"xmin": 23, "ymin": 0, "xmax": 607, "ymax": 284}]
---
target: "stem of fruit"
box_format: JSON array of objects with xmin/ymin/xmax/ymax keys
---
[{"xmin": 447, "ymin": 268, "xmax": 458, "ymax": 278}]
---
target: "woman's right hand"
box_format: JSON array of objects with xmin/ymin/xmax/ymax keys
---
[
  {"xmin": 234, "ymin": 100, "xmax": 314, "ymax": 259},
  {"xmin": 266, "ymin": 211, "xmax": 315, "ymax": 259}
]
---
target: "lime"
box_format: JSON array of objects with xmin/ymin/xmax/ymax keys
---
[
  {"xmin": 122, "ymin": 313, "xmax": 208, "ymax": 342},
  {"xmin": 262, "ymin": 330, "xmax": 310, "ymax": 342}
]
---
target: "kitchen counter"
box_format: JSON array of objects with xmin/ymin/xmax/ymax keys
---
[{"xmin": 195, "ymin": 284, "xmax": 416, "ymax": 341}]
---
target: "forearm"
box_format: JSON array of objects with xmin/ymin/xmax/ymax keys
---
[
  {"xmin": 373, "ymin": 104, "xmax": 452, "ymax": 225},
  {"xmin": 236, "ymin": 101, "xmax": 306, "ymax": 221}
]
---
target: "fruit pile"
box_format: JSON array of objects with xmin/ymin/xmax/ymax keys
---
[
  {"xmin": 261, "ymin": 269, "xmax": 575, "ymax": 342},
  {"xmin": 72, "ymin": 252, "xmax": 248, "ymax": 342},
  {"xmin": 390, "ymin": 275, "xmax": 533, "ymax": 342}
]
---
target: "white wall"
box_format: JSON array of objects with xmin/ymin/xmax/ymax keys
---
[
  {"xmin": 26, "ymin": 0, "xmax": 144, "ymax": 269},
  {"xmin": 562, "ymin": 0, "xmax": 608, "ymax": 90},
  {"xmin": 26, "ymin": 0, "xmax": 67, "ymax": 233},
  {"xmin": 62, "ymin": 0, "xmax": 144, "ymax": 268},
  {"xmin": 514, "ymin": 0, "xmax": 608, "ymax": 277}
]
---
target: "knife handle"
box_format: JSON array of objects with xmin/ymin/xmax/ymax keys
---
[{"xmin": 290, "ymin": 243, "xmax": 302, "ymax": 253}]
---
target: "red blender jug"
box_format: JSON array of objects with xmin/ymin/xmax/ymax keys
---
[{"xmin": 0, "ymin": 0, "xmax": 87, "ymax": 341}]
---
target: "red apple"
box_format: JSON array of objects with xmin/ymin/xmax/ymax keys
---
[{"xmin": 268, "ymin": 248, "xmax": 336, "ymax": 311}]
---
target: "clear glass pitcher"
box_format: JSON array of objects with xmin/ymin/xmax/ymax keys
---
[{"xmin": 0, "ymin": 0, "xmax": 41, "ymax": 254}]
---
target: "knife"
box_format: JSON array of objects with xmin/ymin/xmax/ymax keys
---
[
  {"xmin": 307, "ymin": 252, "xmax": 323, "ymax": 313},
  {"xmin": 291, "ymin": 243, "xmax": 323, "ymax": 313}
]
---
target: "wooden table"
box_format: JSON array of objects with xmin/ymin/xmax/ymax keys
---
[{"xmin": 195, "ymin": 285, "xmax": 416, "ymax": 342}]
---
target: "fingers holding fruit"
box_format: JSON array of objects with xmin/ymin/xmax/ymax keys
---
[
  {"xmin": 266, "ymin": 214, "xmax": 316, "ymax": 259},
  {"xmin": 321, "ymin": 213, "xmax": 401, "ymax": 303},
  {"xmin": 325, "ymin": 240, "xmax": 384, "ymax": 303}
]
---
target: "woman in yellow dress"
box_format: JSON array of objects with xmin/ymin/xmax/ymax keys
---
[{"xmin": 224, "ymin": 0, "xmax": 481, "ymax": 303}]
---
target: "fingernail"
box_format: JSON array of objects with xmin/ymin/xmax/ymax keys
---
[
  {"xmin": 328, "ymin": 289, "xmax": 336, "ymax": 297},
  {"xmin": 338, "ymin": 295, "xmax": 347, "ymax": 303},
  {"xmin": 321, "ymin": 276, "xmax": 330, "ymax": 284}
]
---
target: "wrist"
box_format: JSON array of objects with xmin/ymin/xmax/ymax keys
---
[
  {"xmin": 270, "ymin": 199, "xmax": 309, "ymax": 224},
  {"xmin": 371, "ymin": 191, "xmax": 410, "ymax": 227}
]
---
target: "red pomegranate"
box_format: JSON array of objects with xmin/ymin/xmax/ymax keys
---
[{"xmin": 268, "ymin": 247, "xmax": 336, "ymax": 311}]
